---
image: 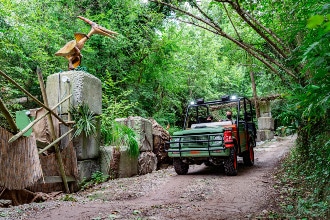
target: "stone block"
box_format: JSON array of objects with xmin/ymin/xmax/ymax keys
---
[
  {"xmin": 116, "ymin": 116, "xmax": 153, "ymax": 152},
  {"xmin": 260, "ymin": 112, "xmax": 271, "ymax": 117},
  {"xmin": 60, "ymin": 116, "xmax": 100, "ymax": 160},
  {"xmin": 99, "ymin": 146, "xmax": 138, "ymax": 178},
  {"xmin": 258, "ymin": 117, "xmax": 274, "ymax": 130},
  {"xmin": 257, "ymin": 130, "xmax": 274, "ymax": 141},
  {"xmin": 77, "ymin": 159, "xmax": 100, "ymax": 181},
  {"xmin": 259, "ymin": 101, "xmax": 271, "ymax": 117},
  {"xmin": 138, "ymin": 152, "xmax": 157, "ymax": 175},
  {"xmin": 46, "ymin": 71, "xmax": 102, "ymax": 115}
]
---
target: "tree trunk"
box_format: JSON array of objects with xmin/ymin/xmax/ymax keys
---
[{"xmin": 249, "ymin": 71, "xmax": 260, "ymax": 118}]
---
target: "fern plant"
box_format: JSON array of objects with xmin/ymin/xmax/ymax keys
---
[{"xmin": 69, "ymin": 103, "xmax": 97, "ymax": 138}]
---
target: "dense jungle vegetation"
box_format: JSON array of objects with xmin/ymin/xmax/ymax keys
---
[{"xmin": 0, "ymin": 0, "xmax": 329, "ymax": 218}]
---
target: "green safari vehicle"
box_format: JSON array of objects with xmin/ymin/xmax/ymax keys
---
[{"xmin": 167, "ymin": 96, "xmax": 256, "ymax": 176}]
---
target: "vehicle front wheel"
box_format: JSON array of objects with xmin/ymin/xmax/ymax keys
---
[
  {"xmin": 224, "ymin": 147, "xmax": 238, "ymax": 176},
  {"xmin": 173, "ymin": 158, "xmax": 189, "ymax": 175}
]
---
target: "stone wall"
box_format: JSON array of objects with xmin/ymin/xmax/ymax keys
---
[
  {"xmin": 46, "ymin": 72, "xmax": 164, "ymax": 182},
  {"xmin": 257, "ymin": 101, "xmax": 275, "ymax": 141}
]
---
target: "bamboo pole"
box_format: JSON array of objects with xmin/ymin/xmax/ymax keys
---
[
  {"xmin": 8, "ymin": 94, "xmax": 72, "ymax": 143},
  {"xmin": 0, "ymin": 70, "xmax": 68, "ymax": 127},
  {"xmin": 36, "ymin": 68, "xmax": 70, "ymax": 193},
  {"xmin": 38, "ymin": 129, "xmax": 74, "ymax": 154},
  {"xmin": 0, "ymin": 97, "xmax": 18, "ymax": 133}
]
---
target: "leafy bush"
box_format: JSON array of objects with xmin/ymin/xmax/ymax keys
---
[
  {"xmin": 277, "ymin": 133, "xmax": 330, "ymax": 219},
  {"xmin": 79, "ymin": 171, "xmax": 109, "ymax": 190}
]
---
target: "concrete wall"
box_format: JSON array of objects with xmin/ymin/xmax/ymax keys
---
[
  {"xmin": 46, "ymin": 72, "xmax": 158, "ymax": 181},
  {"xmin": 99, "ymin": 117, "xmax": 157, "ymax": 177}
]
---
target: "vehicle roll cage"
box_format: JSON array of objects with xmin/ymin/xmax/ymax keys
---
[{"xmin": 183, "ymin": 96, "xmax": 254, "ymax": 152}]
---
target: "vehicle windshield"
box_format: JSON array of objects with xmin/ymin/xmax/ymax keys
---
[{"xmin": 184, "ymin": 101, "xmax": 239, "ymax": 129}]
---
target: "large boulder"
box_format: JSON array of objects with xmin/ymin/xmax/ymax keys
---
[
  {"xmin": 115, "ymin": 116, "xmax": 153, "ymax": 152},
  {"xmin": 138, "ymin": 152, "xmax": 157, "ymax": 175},
  {"xmin": 149, "ymin": 118, "xmax": 171, "ymax": 169},
  {"xmin": 99, "ymin": 146, "xmax": 138, "ymax": 178},
  {"xmin": 77, "ymin": 159, "xmax": 100, "ymax": 181}
]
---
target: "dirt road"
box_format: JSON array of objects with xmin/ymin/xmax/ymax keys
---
[{"xmin": 1, "ymin": 135, "xmax": 296, "ymax": 220}]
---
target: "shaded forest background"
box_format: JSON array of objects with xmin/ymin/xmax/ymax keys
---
[{"xmin": 0, "ymin": 0, "xmax": 329, "ymax": 218}]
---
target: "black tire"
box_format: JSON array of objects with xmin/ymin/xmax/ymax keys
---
[
  {"xmin": 173, "ymin": 158, "xmax": 189, "ymax": 175},
  {"xmin": 224, "ymin": 147, "xmax": 238, "ymax": 176},
  {"xmin": 204, "ymin": 161, "xmax": 213, "ymax": 167},
  {"xmin": 243, "ymin": 139, "xmax": 255, "ymax": 166}
]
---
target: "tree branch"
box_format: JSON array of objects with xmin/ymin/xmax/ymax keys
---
[
  {"xmin": 222, "ymin": 3, "xmax": 242, "ymax": 41},
  {"xmin": 221, "ymin": 0, "xmax": 289, "ymax": 58},
  {"xmin": 150, "ymin": 0, "xmax": 298, "ymax": 81}
]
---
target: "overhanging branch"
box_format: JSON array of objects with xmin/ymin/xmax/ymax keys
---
[{"xmin": 150, "ymin": 0, "xmax": 298, "ymax": 81}]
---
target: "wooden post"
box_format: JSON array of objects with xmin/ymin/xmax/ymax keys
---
[
  {"xmin": 38, "ymin": 129, "xmax": 74, "ymax": 154},
  {"xmin": 36, "ymin": 68, "xmax": 70, "ymax": 193}
]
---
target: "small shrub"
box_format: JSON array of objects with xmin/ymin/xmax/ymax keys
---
[
  {"xmin": 61, "ymin": 194, "xmax": 78, "ymax": 202},
  {"xmin": 79, "ymin": 171, "xmax": 109, "ymax": 190},
  {"xmin": 91, "ymin": 171, "xmax": 109, "ymax": 184}
]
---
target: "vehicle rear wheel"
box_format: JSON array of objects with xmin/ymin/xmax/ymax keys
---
[
  {"xmin": 224, "ymin": 147, "xmax": 238, "ymax": 176},
  {"xmin": 173, "ymin": 158, "xmax": 189, "ymax": 175},
  {"xmin": 243, "ymin": 139, "xmax": 255, "ymax": 166}
]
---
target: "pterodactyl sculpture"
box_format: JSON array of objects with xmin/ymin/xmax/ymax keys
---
[{"xmin": 55, "ymin": 16, "xmax": 118, "ymax": 70}]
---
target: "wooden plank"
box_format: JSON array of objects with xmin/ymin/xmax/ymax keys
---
[{"xmin": 38, "ymin": 176, "xmax": 76, "ymax": 184}]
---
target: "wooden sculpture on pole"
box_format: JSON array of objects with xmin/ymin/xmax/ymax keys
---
[{"xmin": 55, "ymin": 16, "xmax": 118, "ymax": 70}]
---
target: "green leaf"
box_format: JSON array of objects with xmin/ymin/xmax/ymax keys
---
[
  {"xmin": 307, "ymin": 15, "xmax": 324, "ymax": 29},
  {"xmin": 323, "ymin": 21, "xmax": 330, "ymax": 32}
]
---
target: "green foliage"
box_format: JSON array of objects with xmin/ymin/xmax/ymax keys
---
[
  {"xmin": 91, "ymin": 171, "xmax": 109, "ymax": 184},
  {"xmin": 277, "ymin": 131, "xmax": 330, "ymax": 218},
  {"xmin": 69, "ymin": 103, "xmax": 97, "ymax": 138},
  {"xmin": 79, "ymin": 171, "xmax": 109, "ymax": 190},
  {"xmin": 61, "ymin": 194, "xmax": 78, "ymax": 202},
  {"xmin": 101, "ymin": 121, "xmax": 139, "ymax": 158},
  {"xmin": 0, "ymin": 3, "xmax": 329, "ymax": 217}
]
